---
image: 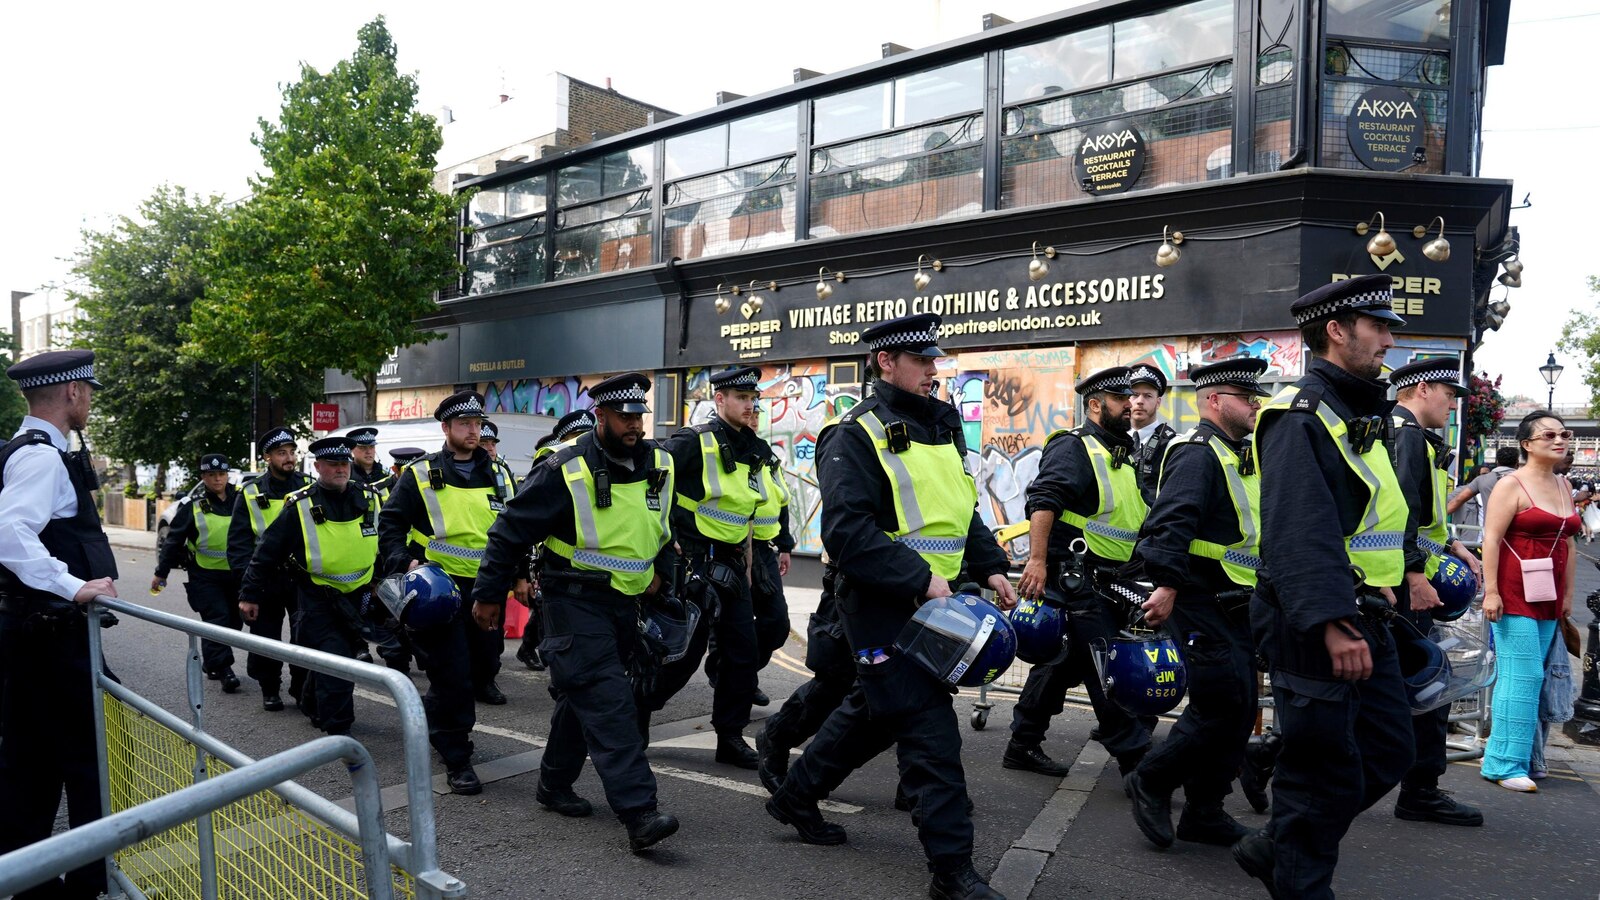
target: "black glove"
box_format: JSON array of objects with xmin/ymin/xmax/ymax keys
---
[{"xmin": 628, "ymin": 622, "xmax": 670, "ymax": 703}]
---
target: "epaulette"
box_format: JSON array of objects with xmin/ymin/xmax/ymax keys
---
[
  {"xmin": 688, "ymin": 421, "xmax": 718, "ymax": 435},
  {"xmin": 545, "ymin": 441, "xmax": 584, "ymax": 470},
  {"xmin": 836, "ymin": 395, "xmax": 879, "ymax": 426},
  {"xmin": 1287, "ymin": 385, "xmax": 1323, "ymax": 413},
  {"xmin": 285, "ymin": 485, "xmax": 315, "ymax": 505},
  {"xmin": 1181, "ymin": 429, "xmax": 1211, "ymax": 445}
]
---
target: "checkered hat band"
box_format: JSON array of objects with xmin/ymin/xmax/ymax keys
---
[
  {"xmin": 440, "ymin": 398, "xmax": 484, "ymax": 418},
  {"xmin": 313, "ymin": 447, "xmax": 351, "ymax": 459},
  {"xmin": 1083, "ymin": 374, "xmax": 1130, "ymax": 393},
  {"xmin": 1194, "ymin": 369, "xmax": 1261, "ymax": 389},
  {"xmin": 555, "ymin": 416, "xmax": 594, "ymax": 440},
  {"xmin": 593, "ymin": 386, "xmax": 648, "ymax": 405},
  {"xmin": 1128, "ymin": 366, "xmax": 1160, "ymax": 384},
  {"xmin": 15, "ymin": 363, "xmax": 94, "ymax": 390},
  {"xmin": 868, "ymin": 327, "xmax": 938, "ymax": 351},
  {"xmin": 262, "ymin": 431, "xmax": 293, "ymax": 448},
  {"xmin": 481, "ymin": 426, "xmax": 498, "ymax": 439},
  {"xmin": 1393, "ymin": 369, "xmax": 1459, "ymax": 389},
  {"xmin": 716, "ymin": 374, "xmax": 759, "ymax": 390},
  {"xmin": 1294, "ymin": 289, "xmax": 1392, "ymax": 325}
]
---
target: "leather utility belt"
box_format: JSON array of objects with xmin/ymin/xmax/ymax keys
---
[
  {"xmin": 540, "ymin": 567, "xmax": 612, "ymax": 598},
  {"xmin": 1214, "ymin": 589, "xmax": 1253, "ymax": 618}
]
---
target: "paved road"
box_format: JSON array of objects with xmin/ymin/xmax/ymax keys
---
[{"xmin": 76, "ymin": 539, "xmax": 1600, "ymax": 899}]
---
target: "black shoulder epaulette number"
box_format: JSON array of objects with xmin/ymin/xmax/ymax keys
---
[
  {"xmin": 689, "ymin": 421, "xmax": 718, "ymax": 435},
  {"xmin": 1288, "ymin": 385, "xmax": 1323, "ymax": 413},
  {"xmin": 286, "ymin": 485, "xmax": 314, "ymax": 505},
  {"xmin": 839, "ymin": 395, "xmax": 879, "ymax": 426},
  {"xmin": 546, "ymin": 442, "xmax": 583, "ymax": 470}
]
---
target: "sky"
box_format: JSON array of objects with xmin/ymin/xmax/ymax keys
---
[{"xmin": 2, "ymin": 0, "xmax": 1596, "ymax": 404}]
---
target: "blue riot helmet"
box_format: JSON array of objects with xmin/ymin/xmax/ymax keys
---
[
  {"xmin": 1429, "ymin": 555, "xmax": 1478, "ymax": 622},
  {"xmin": 375, "ymin": 562, "xmax": 462, "ymax": 630},
  {"xmin": 1009, "ymin": 598, "xmax": 1068, "ymax": 665},
  {"xmin": 1087, "ymin": 575, "xmax": 1188, "ymax": 717},
  {"xmin": 1394, "ymin": 618, "xmax": 1495, "ymax": 713},
  {"xmin": 640, "ymin": 594, "xmax": 701, "ymax": 664},
  {"xmin": 894, "ymin": 593, "xmax": 1018, "ymax": 688}
]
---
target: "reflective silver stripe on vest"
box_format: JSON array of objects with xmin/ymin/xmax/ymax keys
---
[
  {"xmin": 426, "ymin": 538, "xmax": 484, "ymax": 561},
  {"xmin": 245, "ymin": 485, "xmax": 267, "ymax": 537},
  {"xmin": 563, "ymin": 456, "xmax": 603, "ymax": 549},
  {"xmin": 700, "ymin": 432, "xmax": 725, "ymax": 501},
  {"xmin": 193, "ymin": 505, "xmax": 226, "ymax": 556},
  {"xmin": 413, "ymin": 460, "xmax": 451, "ymax": 537},
  {"xmin": 1417, "ymin": 535, "xmax": 1449, "ymax": 556},
  {"xmin": 655, "ymin": 448, "xmax": 673, "ymax": 540},
  {"xmin": 1223, "ymin": 549, "xmax": 1264, "ymax": 570},
  {"xmin": 571, "ymin": 549, "xmax": 653, "ymax": 573},
  {"xmin": 1214, "ymin": 434, "xmax": 1260, "ymax": 561},
  {"xmin": 897, "ymin": 535, "xmax": 968, "ymax": 554},
  {"xmin": 296, "ymin": 499, "xmax": 364, "ymax": 582},
  {"xmin": 1349, "ymin": 531, "xmax": 1404, "ymax": 551},
  {"xmin": 857, "ymin": 413, "xmax": 926, "ymax": 533}
]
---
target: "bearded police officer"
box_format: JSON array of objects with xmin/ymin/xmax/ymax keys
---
[
  {"xmin": 379, "ymin": 390, "xmax": 506, "ymax": 794},
  {"xmin": 768, "ymin": 314, "xmax": 1015, "ymax": 900},
  {"xmin": 0, "ymin": 350, "xmax": 119, "ymax": 899},
  {"xmin": 1232, "ymin": 275, "xmax": 1415, "ymax": 899},
  {"xmin": 155, "ymin": 453, "xmax": 243, "ymax": 693},
  {"xmin": 516, "ymin": 409, "xmax": 598, "ymax": 672},
  {"xmin": 240, "ymin": 437, "xmax": 380, "ymax": 735},
  {"xmin": 1128, "ymin": 364, "xmax": 1176, "ymax": 506},
  {"xmin": 230, "ymin": 427, "xmax": 311, "ymax": 712},
  {"xmin": 1011, "ymin": 366, "xmax": 1152, "ymax": 779},
  {"xmin": 471, "ymin": 373, "xmax": 680, "ymax": 850},
  {"xmin": 642, "ymin": 366, "xmax": 775, "ymax": 768},
  {"xmin": 1125, "ymin": 357, "xmax": 1269, "ymax": 850},
  {"xmin": 1388, "ymin": 356, "xmax": 1484, "ymax": 827}
]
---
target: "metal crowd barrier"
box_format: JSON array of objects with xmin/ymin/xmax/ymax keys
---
[{"xmin": 24, "ymin": 595, "xmax": 470, "ymax": 900}]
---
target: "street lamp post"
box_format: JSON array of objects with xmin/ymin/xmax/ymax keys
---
[{"xmin": 1539, "ymin": 351, "xmax": 1563, "ymax": 411}]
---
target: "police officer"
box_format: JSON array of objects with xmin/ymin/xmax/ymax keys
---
[
  {"xmin": 230, "ymin": 426, "xmax": 311, "ymax": 712},
  {"xmin": 379, "ymin": 390, "xmax": 505, "ymax": 794},
  {"xmin": 1233, "ymin": 275, "xmax": 1415, "ymax": 899},
  {"xmin": 0, "ymin": 350, "xmax": 119, "ymax": 899},
  {"xmin": 1125, "ymin": 357, "xmax": 1269, "ymax": 849},
  {"xmin": 239, "ymin": 437, "xmax": 379, "ymax": 735},
  {"xmin": 1128, "ymin": 363, "xmax": 1176, "ymax": 506},
  {"xmin": 515, "ymin": 409, "xmax": 597, "ymax": 671},
  {"xmin": 707, "ymin": 447, "xmax": 792, "ymax": 708},
  {"xmin": 348, "ymin": 427, "xmax": 387, "ymax": 493},
  {"xmin": 470, "ymin": 373, "xmax": 680, "ymax": 850},
  {"xmin": 768, "ymin": 314, "xmax": 1016, "ymax": 900},
  {"xmin": 1388, "ymin": 356, "xmax": 1484, "ymax": 827},
  {"xmin": 756, "ymin": 556, "xmax": 854, "ymax": 792},
  {"xmin": 642, "ymin": 366, "xmax": 774, "ymax": 768},
  {"xmin": 154, "ymin": 453, "xmax": 243, "ymax": 693},
  {"xmin": 1011, "ymin": 366, "xmax": 1151, "ymax": 779},
  {"xmin": 480, "ymin": 419, "xmax": 520, "ymax": 492},
  {"xmin": 390, "ymin": 446, "xmax": 426, "ymax": 476}
]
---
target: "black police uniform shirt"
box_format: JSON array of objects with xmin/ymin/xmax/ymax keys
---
[
  {"xmin": 663, "ymin": 414, "xmax": 773, "ymax": 550},
  {"xmin": 240, "ymin": 481, "xmax": 379, "ymax": 605},
  {"xmin": 157, "ymin": 484, "xmax": 239, "ymax": 579},
  {"xmin": 1135, "ymin": 420, "xmax": 1250, "ymax": 596},
  {"xmin": 1256, "ymin": 357, "xmax": 1393, "ymax": 639},
  {"xmin": 1023, "ymin": 416, "xmax": 1137, "ymax": 570},
  {"xmin": 469, "ymin": 430, "xmax": 673, "ymax": 606},
  {"xmin": 377, "ymin": 446, "xmax": 500, "ymax": 577},
  {"xmin": 350, "ymin": 460, "xmax": 388, "ymax": 491},
  {"xmin": 227, "ymin": 469, "xmax": 312, "ymax": 572},
  {"xmin": 1392, "ymin": 404, "xmax": 1449, "ymax": 584},
  {"xmin": 817, "ymin": 378, "xmax": 1008, "ymax": 650}
]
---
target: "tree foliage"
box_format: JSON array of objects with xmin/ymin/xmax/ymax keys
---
[
  {"xmin": 70, "ymin": 186, "xmax": 261, "ymax": 484},
  {"xmin": 183, "ymin": 17, "xmax": 463, "ymax": 421},
  {"xmin": 1559, "ymin": 275, "xmax": 1600, "ymax": 411},
  {"xmin": 0, "ymin": 331, "xmax": 26, "ymax": 437}
]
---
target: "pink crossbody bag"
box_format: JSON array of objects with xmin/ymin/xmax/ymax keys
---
[{"xmin": 1502, "ymin": 476, "xmax": 1570, "ymax": 603}]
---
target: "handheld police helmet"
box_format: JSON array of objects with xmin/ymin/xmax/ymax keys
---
[
  {"xmin": 640, "ymin": 595, "xmax": 702, "ymax": 664},
  {"xmin": 1088, "ymin": 576, "xmax": 1189, "ymax": 717},
  {"xmin": 894, "ymin": 593, "xmax": 1017, "ymax": 688},
  {"xmin": 375, "ymin": 563, "xmax": 462, "ymax": 630},
  {"xmin": 1428, "ymin": 555, "xmax": 1478, "ymax": 622},
  {"xmin": 1394, "ymin": 618, "xmax": 1495, "ymax": 713},
  {"xmin": 1009, "ymin": 597, "xmax": 1068, "ymax": 665}
]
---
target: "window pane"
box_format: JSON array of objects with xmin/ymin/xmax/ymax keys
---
[
  {"xmin": 814, "ymin": 82, "xmax": 891, "ymax": 145},
  {"xmin": 1257, "ymin": 0, "xmax": 1298, "ymax": 85},
  {"xmin": 466, "ymin": 218, "xmax": 546, "ymax": 296},
  {"xmin": 898, "ymin": 58, "xmax": 985, "ymax": 127},
  {"xmin": 557, "ymin": 158, "xmax": 603, "ymax": 206},
  {"xmin": 809, "ymin": 115, "xmax": 985, "ymax": 238},
  {"xmin": 665, "ymin": 125, "xmax": 729, "ymax": 180},
  {"xmin": 603, "ymin": 146, "xmax": 654, "ymax": 195},
  {"xmin": 1003, "ymin": 26, "xmax": 1111, "ymax": 104},
  {"xmin": 1328, "ymin": 0, "xmax": 1451, "ymax": 45},
  {"xmin": 665, "ymin": 157, "xmax": 797, "ymax": 261},
  {"xmin": 729, "ymin": 106, "xmax": 799, "ymax": 166},
  {"xmin": 1113, "ymin": 0, "xmax": 1233, "ymax": 81},
  {"xmin": 506, "ymin": 175, "xmax": 546, "ymax": 218},
  {"xmin": 468, "ymin": 186, "xmax": 505, "ymax": 227}
]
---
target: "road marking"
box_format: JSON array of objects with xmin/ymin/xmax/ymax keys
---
[
  {"xmin": 650, "ymin": 764, "xmax": 861, "ymax": 814},
  {"xmin": 354, "ymin": 687, "xmax": 545, "ymax": 746}
]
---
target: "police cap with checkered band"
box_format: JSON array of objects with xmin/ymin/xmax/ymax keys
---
[
  {"xmin": 590, "ymin": 373, "xmax": 651, "ymax": 414},
  {"xmin": 434, "ymin": 391, "xmax": 487, "ymax": 422},
  {"xmin": 1291, "ymin": 274, "xmax": 1405, "ymax": 326},
  {"xmin": 6, "ymin": 349, "xmax": 103, "ymax": 391},
  {"xmin": 1389, "ymin": 356, "xmax": 1467, "ymax": 394},
  {"xmin": 1190, "ymin": 356, "xmax": 1272, "ymax": 397},
  {"xmin": 862, "ymin": 313, "xmax": 944, "ymax": 358}
]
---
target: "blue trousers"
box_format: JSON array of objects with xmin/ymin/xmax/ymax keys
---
[{"xmin": 1481, "ymin": 616, "xmax": 1557, "ymax": 781}]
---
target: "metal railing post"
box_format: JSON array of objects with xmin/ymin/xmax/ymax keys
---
[
  {"xmin": 85, "ymin": 602, "xmax": 116, "ymax": 895},
  {"xmin": 186, "ymin": 635, "xmax": 220, "ymax": 900}
]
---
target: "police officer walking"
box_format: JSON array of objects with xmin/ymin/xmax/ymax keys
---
[
  {"xmin": 154, "ymin": 453, "xmax": 243, "ymax": 693},
  {"xmin": 470, "ymin": 373, "xmax": 680, "ymax": 850},
  {"xmin": 229, "ymin": 427, "xmax": 311, "ymax": 712},
  {"xmin": 348, "ymin": 427, "xmax": 387, "ymax": 494},
  {"xmin": 747, "ymin": 454, "xmax": 794, "ymax": 707},
  {"xmin": 0, "ymin": 349, "xmax": 120, "ymax": 899},
  {"xmin": 1233, "ymin": 274, "xmax": 1416, "ymax": 899},
  {"xmin": 1011, "ymin": 366, "xmax": 1151, "ymax": 779},
  {"xmin": 515, "ymin": 409, "xmax": 597, "ymax": 672},
  {"xmin": 1388, "ymin": 356, "xmax": 1484, "ymax": 827},
  {"xmin": 767, "ymin": 315, "xmax": 1016, "ymax": 900},
  {"xmin": 379, "ymin": 391, "xmax": 505, "ymax": 794},
  {"xmin": 240, "ymin": 437, "xmax": 380, "ymax": 735},
  {"xmin": 1124, "ymin": 357, "xmax": 1269, "ymax": 849},
  {"xmin": 1128, "ymin": 363, "xmax": 1177, "ymax": 506},
  {"xmin": 642, "ymin": 366, "xmax": 774, "ymax": 768}
]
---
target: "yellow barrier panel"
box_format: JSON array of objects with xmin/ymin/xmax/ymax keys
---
[{"xmin": 102, "ymin": 694, "xmax": 415, "ymax": 900}]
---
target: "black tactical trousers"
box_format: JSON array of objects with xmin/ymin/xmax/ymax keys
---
[
  {"xmin": 462, "ymin": 573, "xmax": 504, "ymax": 689},
  {"xmin": 184, "ymin": 568, "xmax": 242, "ymax": 674},
  {"xmin": 0, "ymin": 608, "xmax": 106, "ymax": 899},
  {"xmin": 1396, "ymin": 605, "xmax": 1449, "ymax": 793},
  {"xmin": 763, "ymin": 611, "xmax": 856, "ymax": 752},
  {"xmin": 538, "ymin": 590, "xmax": 658, "ymax": 817},
  {"xmin": 648, "ymin": 552, "xmax": 758, "ymax": 732},
  {"xmin": 409, "ymin": 607, "xmax": 478, "ymax": 770},
  {"xmin": 293, "ymin": 588, "xmax": 363, "ymax": 735},
  {"xmin": 1136, "ymin": 597, "xmax": 1256, "ymax": 806},
  {"xmin": 245, "ymin": 574, "xmax": 307, "ymax": 700},
  {"xmin": 706, "ymin": 545, "xmax": 790, "ymax": 677}
]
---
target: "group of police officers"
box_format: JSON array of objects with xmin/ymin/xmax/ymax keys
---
[{"xmin": 0, "ymin": 271, "xmax": 1494, "ymax": 898}]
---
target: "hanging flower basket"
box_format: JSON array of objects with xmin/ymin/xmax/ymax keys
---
[{"xmin": 1464, "ymin": 374, "xmax": 1508, "ymax": 443}]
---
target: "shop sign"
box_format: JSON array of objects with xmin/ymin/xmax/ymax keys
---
[
  {"xmin": 1073, "ymin": 120, "xmax": 1146, "ymax": 195},
  {"xmin": 1346, "ymin": 86, "xmax": 1427, "ymax": 172}
]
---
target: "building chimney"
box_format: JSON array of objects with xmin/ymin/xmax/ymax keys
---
[
  {"xmin": 606, "ymin": 77, "xmax": 613, "ymax": 91},
  {"xmin": 982, "ymin": 13, "xmax": 1013, "ymax": 29},
  {"xmin": 716, "ymin": 91, "xmax": 746, "ymax": 105}
]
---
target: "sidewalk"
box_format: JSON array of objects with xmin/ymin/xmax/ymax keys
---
[{"xmin": 104, "ymin": 524, "xmax": 158, "ymax": 551}]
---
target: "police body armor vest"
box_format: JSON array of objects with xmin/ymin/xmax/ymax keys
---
[
  {"xmin": 408, "ymin": 456, "xmax": 505, "ymax": 579},
  {"xmin": 185, "ymin": 490, "xmax": 234, "ymax": 571},
  {"xmin": 1393, "ymin": 416, "xmax": 1453, "ymax": 578},
  {"xmin": 242, "ymin": 474, "xmax": 308, "ymax": 543},
  {"xmin": 1043, "ymin": 428, "xmax": 1147, "ymax": 562},
  {"xmin": 1257, "ymin": 385, "xmax": 1406, "ymax": 587},
  {"xmin": 543, "ymin": 445, "xmax": 674, "ymax": 595},
  {"xmin": 289, "ymin": 486, "xmax": 378, "ymax": 593},
  {"xmin": 675, "ymin": 423, "xmax": 765, "ymax": 544},
  {"xmin": 752, "ymin": 457, "xmax": 790, "ymax": 542},
  {"xmin": 829, "ymin": 406, "xmax": 975, "ymax": 580},
  {"xmin": 1160, "ymin": 429, "xmax": 1262, "ymax": 587},
  {"xmin": 0, "ymin": 430, "xmax": 118, "ymax": 600}
]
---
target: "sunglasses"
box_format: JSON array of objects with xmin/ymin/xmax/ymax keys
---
[
  {"xmin": 1211, "ymin": 391, "xmax": 1262, "ymax": 407},
  {"xmin": 1530, "ymin": 429, "xmax": 1574, "ymax": 442}
]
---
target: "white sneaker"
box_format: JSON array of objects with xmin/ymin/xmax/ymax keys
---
[{"xmin": 1492, "ymin": 776, "xmax": 1538, "ymax": 792}]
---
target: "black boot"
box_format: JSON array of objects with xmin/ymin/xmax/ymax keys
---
[
  {"xmin": 1176, "ymin": 803, "xmax": 1250, "ymax": 846},
  {"xmin": 755, "ymin": 728, "xmax": 788, "ymax": 794},
  {"xmin": 475, "ymin": 681, "xmax": 508, "ymax": 705},
  {"xmin": 752, "ymin": 687, "xmax": 770, "ymax": 707},
  {"xmin": 1001, "ymin": 740, "xmax": 1071, "ymax": 777},
  {"xmin": 1125, "ymin": 771, "xmax": 1174, "ymax": 849},
  {"xmin": 262, "ymin": 690, "xmax": 284, "ymax": 712},
  {"xmin": 1231, "ymin": 827, "xmax": 1279, "ymax": 900},
  {"xmin": 766, "ymin": 789, "xmax": 847, "ymax": 845},
  {"xmin": 1394, "ymin": 787, "xmax": 1484, "ymax": 826},
  {"xmin": 516, "ymin": 644, "xmax": 545, "ymax": 671},
  {"xmin": 929, "ymin": 864, "xmax": 1005, "ymax": 899},
  {"xmin": 715, "ymin": 730, "xmax": 759, "ymax": 769},
  {"xmin": 355, "ymin": 648, "xmax": 374, "ymax": 664},
  {"xmin": 1116, "ymin": 748, "xmax": 1148, "ymax": 797},
  {"xmin": 219, "ymin": 668, "xmax": 241, "ymax": 694},
  {"xmin": 625, "ymin": 809, "xmax": 680, "ymax": 851},
  {"xmin": 537, "ymin": 780, "xmax": 594, "ymax": 817},
  {"xmin": 447, "ymin": 766, "xmax": 483, "ymax": 796}
]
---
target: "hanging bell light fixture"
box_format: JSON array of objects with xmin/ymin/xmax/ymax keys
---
[
  {"xmin": 1413, "ymin": 216, "xmax": 1451, "ymax": 262},
  {"xmin": 816, "ymin": 266, "xmax": 844, "ymax": 301},
  {"xmin": 1028, "ymin": 242, "xmax": 1055, "ymax": 282},
  {"xmin": 1355, "ymin": 212, "xmax": 1395, "ymax": 257},
  {"xmin": 912, "ymin": 255, "xmax": 941, "ymax": 291},
  {"xmin": 1155, "ymin": 227, "xmax": 1183, "ymax": 267}
]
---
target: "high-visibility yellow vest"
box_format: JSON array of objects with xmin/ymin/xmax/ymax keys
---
[
  {"xmin": 186, "ymin": 493, "xmax": 233, "ymax": 571},
  {"xmin": 674, "ymin": 427, "xmax": 764, "ymax": 544},
  {"xmin": 543, "ymin": 447, "xmax": 674, "ymax": 595},
  {"xmin": 492, "ymin": 458, "xmax": 519, "ymax": 495},
  {"xmin": 840, "ymin": 409, "xmax": 975, "ymax": 580},
  {"xmin": 408, "ymin": 457, "xmax": 504, "ymax": 579},
  {"xmin": 1043, "ymin": 429, "xmax": 1147, "ymax": 562},
  {"xmin": 1257, "ymin": 386, "xmax": 1406, "ymax": 587},
  {"xmin": 291, "ymin": 487, "xmax": 378, "ymax": 593},
  {"xmin": 1162, "ymin": 429, "xmax": 1262, "ymax": 587},
  {"xmin": 242, "ymin": 475, "xmax": 306, "ymax": 543},
  {"xmin": 752, "ymin": 460, "xmax": 790, "ymax": 542},
  {"xmin": 1393, "ymin": 416, "xmax": 1452, "ymax": 578}
]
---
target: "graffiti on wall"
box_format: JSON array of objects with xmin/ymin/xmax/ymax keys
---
[{"xmin": 479, "ymin": 374, "xmax": 603, "ymax": 418}]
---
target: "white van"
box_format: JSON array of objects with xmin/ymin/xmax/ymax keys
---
[{"xmin": 329, "ymin": 414, "xmax": 558, "ymax": 482}]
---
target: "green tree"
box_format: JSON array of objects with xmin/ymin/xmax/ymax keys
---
[
  {"xmin": 0, "ymin": 330, "xmax": 26, "ymax": 436},
  {"xmin": 1560, "ymin": 275, "xmax": 1600, "ymax": 411},
  {"xmin": 69, "ymin": 186, "xmax": 265, "ymax": 488},
  {"xmin": 184, "ymin": 17, "xmax": 463, "ymax": 421}
]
